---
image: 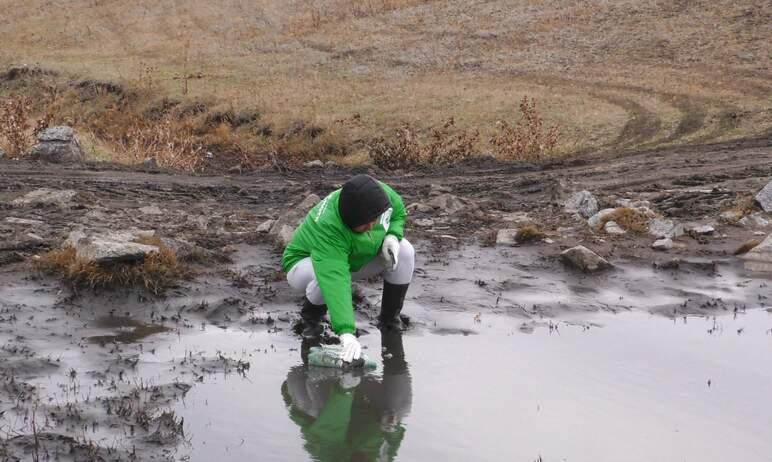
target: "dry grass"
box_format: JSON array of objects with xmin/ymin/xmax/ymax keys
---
[
  {"xmin": 35, "ymin": 244, "xmax": 186, "ymax": 295},
  {"xmin": 515, "ymin": 224, "xmax": 546, "ymax": 243},
  {"xmin": 601, "ymin": 208, "xmax": 650, "ymax": 234},
  {"xmin": 1, "ymin": 0, "xmax": 770, "ymax": 166},
  {"xmin": 490, "ymin": 97, "xmax": 560, "ymax": 161}
]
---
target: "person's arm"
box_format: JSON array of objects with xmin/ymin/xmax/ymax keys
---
[
  {"xmin": 381, "ymin": 183, "xmax": 407, "ymax": 240},
  {"xmin": 311, "ymin": 230, "xmax": 356, "ymax": 335}
]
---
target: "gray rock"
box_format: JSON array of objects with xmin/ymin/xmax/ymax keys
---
[
  {"xmin": 652, "ymin": 238, "xmax": 673, "ymax": 251},
  {"xmin": 75, "ymin": 238, "xmax": 158, "ymax": 264},
  {"xmin": 413, "ymin": 218, "xmax": 434, "ymax": 228},
  {"xmin": 756, "ymin": 180, "xmax": 772, "ymax": 212},
  {"xmin": 501, "ymin": 211, "xmax": 533, "ymax": 224},
  {"xmin": 426, "ymin": 194, "xmax": 466, "ymax": 214},
  {"xmin": 648, "ymin": 218, "xmax": 685, "ymax": 239},
  {"xmin": 588, "ymin": 208, "xmax": 617, "ymax": 230},
  {"xmin": 142, "ymin": 157, "xmax": 159, "ymax": 168},
  {"xmin": 560, "ymin": 246, "xmax": 612, "ymax": 272},
  {"xmin": 269, "ymin": 194, "xmax": 320, "ymax": 246},
  {"xmin": 564, "ymin": 191, "xmax": 599, "ymax": 218},
  {"xmin": 739, "ymin": 234, "xmax": 772, "ymax": 272},
  {"xmin": 687, "ymin": 224, "xmax": 715, "ymax": 236},
  {"xmin": 407, "ymin": 203, "xmax": 433, "ymax": 213},
  {"xmin": 11, "ymin": 188, "xmax": 78, "ymax": 207},
  {"xmin": 257, "ymin": 219, "xmax": 275, "ymax": 233},
  {"xmin": 603, "ymin": 221, "xmax": 626, "ymax": 235},
  {"xmin": 0, "ymin": 147, "xmax": 6, "ymax": 159},
  {"xmin": 29, "ymin": 126, "xmax": 83, "ymax": 163},
  {"xmin": 429, "ymin": 184, "xmax": 452, "ymax": 196},
  {"xmin": 495, "ymin": 229, "xmax": 518, "ymax": 246}
]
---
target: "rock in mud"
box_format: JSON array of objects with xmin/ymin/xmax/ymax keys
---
[
  {"xmin": 739, "ymin": 213, "xmax": 770, "ymax": 228},
  {"xmin": 495, "ymin": 229, "xmax": 518, "ymax": 246},
  {"xmin": 587, "ymin": 208, "xmax": 617, "ymax": 230},
  {"xmin": 29, "ymin": 126, "xmax": 84, "ymax": 163},
  {"xmin": 739, "ymin": 234, "xmax": 772, "ymax": 272},
  {"xmin": 652, "ymin": 238, "xmax": 674, "ymax": 251},
  {"xmin": 139, "ymin": 204, "xmax": 163, "ymax": 215},
  {"xmin": 560, "ymin": 245, "xmax": 612, "ymax": 272},
  {"xmin": 687, "ymin": 224, "xmax": 715, "ymax": 236},
  {"xmin": 719, "ymin": 210, "xmax": 744, "ymax": 224},
  {"xmin": 648, "ymin": 218, "xmax": 685, "ymax": 239},
  {"xmin": 427, "ymin": 193, "xmax": 467, "ymax": 214},
  {"xmin": 756, "ymin": 180, "xmax": 772, "ymax": 212},
  {"xmin": 564, "ymin": 190, "xmax": 599, "ymax": 218},
  {"xmin": 11, "ymin": 188, "xmax": 78, "ymax": 207},
  {"xmin": 257, "ymin": 219, "xmax": 275, "ymax": 233},
  {"xmin": 304, "ymin": 159, "xmax": 324, "ymax": 168},
  {"xmin": 0, "ymin": 147, "xmax": 6, "ymax": 159},
  {"xmin": 269, "ymin": 194, "xmax": 320, "ymax": 246},
  {"xmin": 4, "ymin": 217, "xmax": 45, "ymax": 226},
  {"xmin": 76, "ymin": 237, "xmax": 159, "ymax": 264},
  {"xmin": 414, "ymin": 218, "xmax": 434, "ymax": 228},
  {"xmin": 603, "ymin": 221, "xmax": 626, "ymax": 235},
  {"xmin": 407, "ymin": 202, "xmax": 433, "ymax": 213}
]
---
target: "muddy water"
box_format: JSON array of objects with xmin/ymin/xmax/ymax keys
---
[{"xmin": 160, "ymin": 308, "xmax": 772, "ymax": 462}]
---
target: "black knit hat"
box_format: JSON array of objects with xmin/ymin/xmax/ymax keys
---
[{"xmin": 339, "ymin": 174, "xmax": 390, "ymax": 229}]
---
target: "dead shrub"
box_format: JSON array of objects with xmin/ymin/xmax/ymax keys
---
[
  {"xmin": 35, "ymin": 244, "xmax": 186, "ymax": 295},
  {"xmin": 0, "ymin": 96, "xmax": 32, "ymax": 156},
  {"xmin": 113, "ymin": 117, "xmax": 205, "ymax": 172},
  {"xmin": 601, "ymin": 208, "xmax": 649, "ymax": 233},
  {"xmin": 515, "ymin": 224, "xmax": 546, "ymax": 243},
  {"xmin": 368, "ymin": 124, "xmax": 422, "ymax": 171},
  {"xmin": 424, "ymin": 118, "xmax": 479, "ymax": 166},
  {"xmin": 490, "ymin": 96, "xmax": 560, "ymax": 161}
]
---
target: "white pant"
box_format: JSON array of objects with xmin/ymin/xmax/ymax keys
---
[{"xmin": 287, "ymin": 239, "xmax": 415, "ymax": 306}]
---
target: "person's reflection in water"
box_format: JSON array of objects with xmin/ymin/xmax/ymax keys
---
[{"xmin": 281, "ymin": 331, "xmax": 412, "ymax": 462}]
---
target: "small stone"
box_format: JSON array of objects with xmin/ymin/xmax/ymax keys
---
[
  {"xmin": 407, "ymin": 203, "xmax": 433, "ymax": 213},
  {"xmin": 560, "ymin": 246, "xmax": 612, "ymax": 272},
  {"xmin": 603, "ymin": 221, "xmax": 626, "ymax": 235},
  {"xmin": 588, "ymin": 209, "xmax": 617, "ymax": 230},
  {"xmin": 142, "ymin": 157, "xmax": 159, "ymax": 168},
  {"xmin": 75, "ymin": 238, "xmax": 159, "ymax": 264},
  {"xmin": 304, "ymin": 160, "xmax": 324, "ymax": 168},
  {"xmin": 429, "ymin": 184, "xmax": 452, "ymax": 196},
  {"xmin": 739, "ymin": 212, "xmax": 770, "ymax": 228},
  {"xmin": 564, "ymin": 191, "xmax": 599, "ymax": 218},
  {"xmin": 755, "ymin": 180, "xmax": 772, "ymax": 212},
  {"xmin": 276, "ymin": 225, "xmax": 296, "ymax": 246},
  {"xmin": 414, "ymin": 218, "xmax": 434, "ymax": 228},
  {"xmin": 426, "ymin": 194, "xmax": 466, "ymax": 214},
  {"xmin": 652, "ymin": 238, "xmax": 673, "ymax": 251},
  {"xmin": 4, "ymin": 217, "xmax": 45, "ymax": 226},
  {"xmin": 25, "ymin": 233, "xmax": 45, "ymax": 242},
  {"xmin": 257, "ymin": 220, "xmax": 275, "ymax": 233},
  {"xmin": 544, "ymin": 238, "xmax": 555, "ymax": 244},
  {"xmin": 0, "ymin": 147, "xmax": 6, "ymax": 159},
  {"xmin": 139, "ymin": 205, "xmax": 163, "ymax": 215},
  {"xmin": 648, "ymin": 218, "xmax": 685, "ymax": 239},
  {"xmin": 495, "ymin": 229, "xmax": 518, "ymax": 246},
  {"xmin": 687, "ymin": 224, "xmax": 715, "ymax": 236},
  {"xmin": 29, "ymin": 126, "xmax": 83, "ymax": 163},
  {"xmin": 501, "ymin": 212, "xmax": 533, "ymax": 224}
]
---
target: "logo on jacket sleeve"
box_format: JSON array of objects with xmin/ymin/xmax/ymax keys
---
[{"xmin": 380, "ymin": 208, "xmax": 393, "ymax": 230}]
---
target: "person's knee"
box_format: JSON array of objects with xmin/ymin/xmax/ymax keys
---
[
  {"xmin": 305, "ymin": 280, "xmax": 325, "ymax": 306},
  {"xmin": 398, "ymin": 239, "xmax": 415, "ymax": 264}
]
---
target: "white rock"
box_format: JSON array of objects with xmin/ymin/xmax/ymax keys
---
[
  {"xmin": 560, "ymin": 246, "xmax": 612, "ymax": 272},
  {"xmin": 426, "ymin": 194, "xmax": 466, "ymax": 214},
  {"xmin": 588, "ymin": 208, "xmax": 617, "ymax": 230},
  {"xmin": 304, "ymin": 160, "xmax": 324, "ymax": 168},
  {"xmin": 564, "ymin": 191, "xmax": 599, "ymax": 219},
  {"xmin": 652, "ymin": 238, "xmax": 673, "ymax": 251},
  {"xmin": 603, "ymin": 221, "xmax": 626, "ymax": 235},
  {"xmin": 4, "ymin": 217, "xmax": 45, "ymax": 226},
  {"xmin": 495, "ymin": 229, "xmax": 518, "ymax": 246},
  {"xmin": 501, "ymin": 212, "xmax": 533, "ymax": 224},
  {"xmin": 139, "ymin": 205, "xmax": 163, "ymax": 215},
  {"xmin": 719, "ymin": 210, "xmax": 744, "ymax": 223},
  {"xmin": 257, "ymin": 220, "xmax": 275, "ymax": 233},
  {"xmin": 648, "ymin": 218, "xmax": 685, "ymax": 239},
  {"xmin": 687, "ymin": 224, "xmax": 715, "ymax": 235},
  {"xmin": 76, "ymin": 238, "xmax": 159, "ymax": 264}
]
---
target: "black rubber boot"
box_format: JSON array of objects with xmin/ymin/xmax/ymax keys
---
[
  {"xmin": 298, "ymin": 298, "xmax": 327, "ymax": 338},
  {"xmin": 378, "ymin": 282, "xmax": 409, "ymax": 330}
]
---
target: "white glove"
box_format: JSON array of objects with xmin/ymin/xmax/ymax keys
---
[
  {"xmin": 381, "ymin": 235, "xmax": 400, "ymax": 272},
  {"xmin": 339, "ymin": 333, "xmax": 362, "ymax": 363},
  {"xmin": 339, "ymin": 373, "xmax": 361, "ymax": 390}
]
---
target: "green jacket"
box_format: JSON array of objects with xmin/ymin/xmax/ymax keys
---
[{"xmin": 282, "ymin": 182, "xmax": 407, "ymax": 334}]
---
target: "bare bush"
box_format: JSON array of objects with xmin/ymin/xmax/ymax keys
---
[
  {"xmin": 113, "ymin": 118, "xmax": 205, "ymax": 172},
  {"xmin": 490, "ymin": 96, "xmax": 560, "ymax": 161},
  {"xmin": 424, "ymin": 118, "xmax": 479, "ymax": 166},
  {"xmin": 0, "ymin": 96, "xmax": 32, "ymax": 156},
  {"xmin": 368, "ymin": 124, "xmax": 422, "ymax": 171}
]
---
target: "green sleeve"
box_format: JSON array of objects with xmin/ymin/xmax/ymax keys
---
[
  {"xmin": 381, "ymin": 183, "xmax": 407, "ymax": 240},
  {"xmin": 311, "ymin": 229, "xmax": 356, "ymax": 335},
  {"xmin": 307, "ymin": 385, "xmax": 355, "ymax": 443}
]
